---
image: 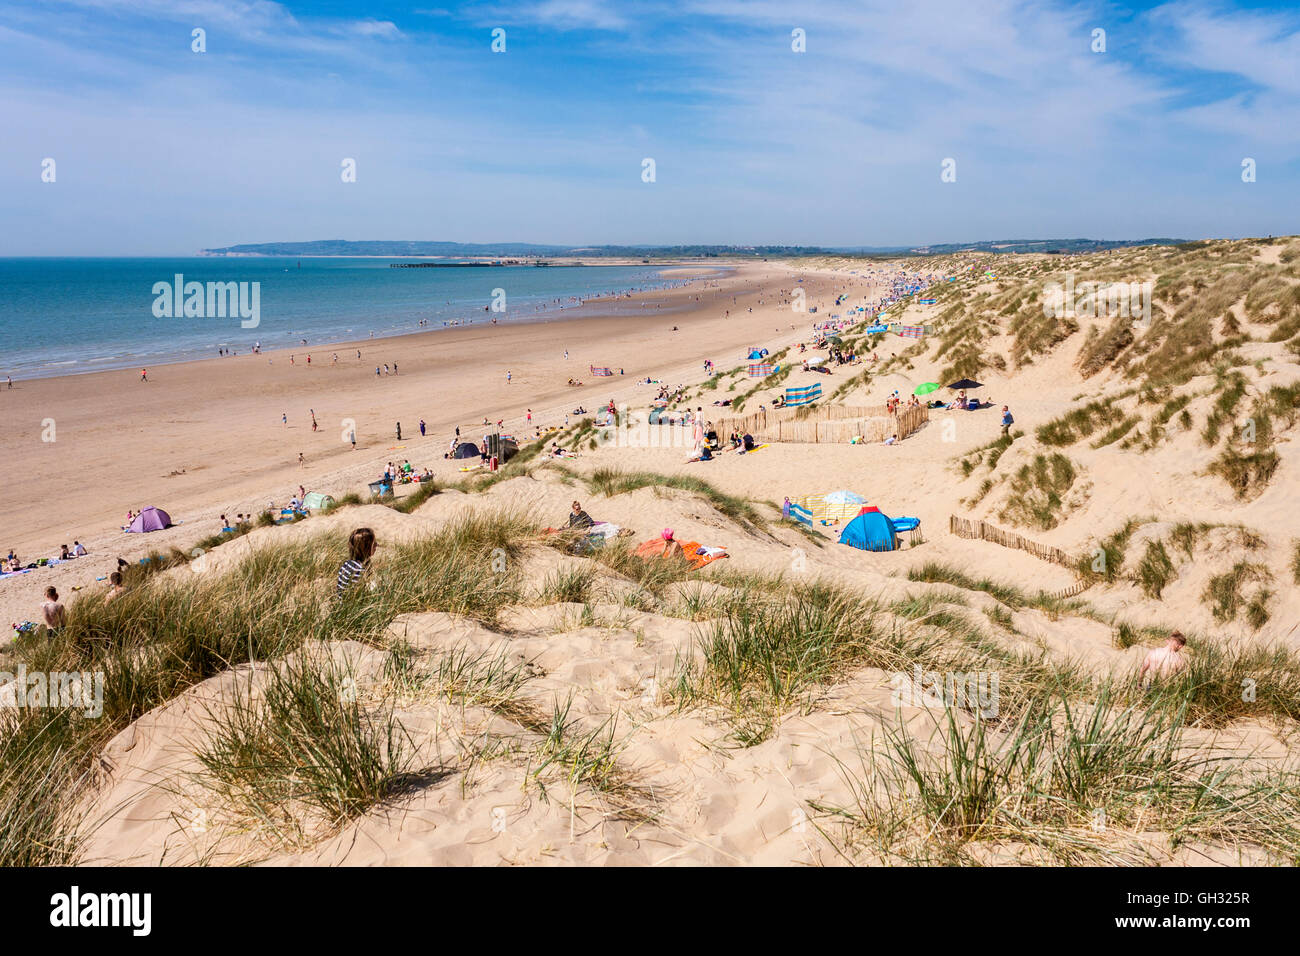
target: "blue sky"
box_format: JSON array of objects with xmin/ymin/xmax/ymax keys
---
[{"xmin": 2, "ymin": 0, "xmax": 1298, "ymax": 254}]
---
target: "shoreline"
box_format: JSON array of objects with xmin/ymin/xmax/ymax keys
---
[{"xmin": 3, "ymin": 261, "xmax": 734, "ymax": 383}]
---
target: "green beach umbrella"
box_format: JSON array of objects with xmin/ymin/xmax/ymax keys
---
[{"xmin": 914, "ymin": 382, "xmax": 940, "ymax": 396}]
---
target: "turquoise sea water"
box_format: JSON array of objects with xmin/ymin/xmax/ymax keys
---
[{"xmin": 0, "ymin": 258, "xmax": 698, "ymax": 379}]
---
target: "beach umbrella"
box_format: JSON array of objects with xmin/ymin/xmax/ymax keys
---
[
  {"xmin": 823, "ymin": 490, "xmax": 866, "ymax": 504},
  {"xmin": 946, "ymin": 378, "xmax": 984, "ymax": 390},
  {"xmin": 913, "ymin": 382, "xmax": 940, "ymax": 396}
]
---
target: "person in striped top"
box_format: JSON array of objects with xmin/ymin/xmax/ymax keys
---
[{"xmin": 337, "ymin": 527, "xmax": 377, "ymax": 596}]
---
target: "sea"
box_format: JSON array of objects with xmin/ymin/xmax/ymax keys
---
[{"xmin": 0, "ymin": 258, "xmax": 711, "ymax": 379}]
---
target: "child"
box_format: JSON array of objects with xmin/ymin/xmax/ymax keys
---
[
  {"xmin": 42, "ymin": 587, "xmax": 66, "ymax": 632},
  {"xmin": 337, "ymin": 528, "xmax": 377, "ymax": 595}
]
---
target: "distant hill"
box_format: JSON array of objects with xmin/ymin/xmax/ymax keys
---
[{"xmin": 199, "ymin": 238, "xmax": 1187, "ymax": 258}]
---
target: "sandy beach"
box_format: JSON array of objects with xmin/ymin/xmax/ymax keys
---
[{"xmin": 0, "ymin": 261, "xmax": 880, "ymax": 613}]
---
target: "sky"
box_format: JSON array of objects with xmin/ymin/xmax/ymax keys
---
[{"xmin": 1, "ymin": 0, "xmax": 1298, "ymax": 254}]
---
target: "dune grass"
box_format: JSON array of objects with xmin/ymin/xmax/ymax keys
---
[
  {"xmin": 816, "ymin": 689, "xmax": 1300, "ymax": 865},
  {"xmin": 196, "ymin": 652, "xmax": 439, "ymax": 848},
  {"xmin": 999, "ymin": 453, "xmax": 1079, "ymax": 531},
  {"xmin": 0, "ymin": 509, "xmax": 538, "ymax": 864}
]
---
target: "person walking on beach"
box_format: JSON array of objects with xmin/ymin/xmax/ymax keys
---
[
  {"xmin": 419, "ymin": 419, "xmax": 426, "ymax": 437},
  {"xmin": 526, "ymin": 409, "xmax": 532, "ymax": 426},
  {"xmin": 506, "ymin": 370, "xmax": 512, "ymax": 384},
  {"xmin": 1000, "ymin": 405, "xmax": 1014, "ymax": 437},
  {"xmin": 282, "ymin": 412, "xmax": 288, "ymax": 427},
  {"xmin": 350, "ymin": 428, "xmax": 357, "ymax": 450},
  {"xmin": 298, "ymin": 452, "xmax": 305, "ymax": 469},
  {"xmin": 396, "ymin": 422, "xmax": 402, "ymax": 441},
  {"xmin": 140, "ymin": 368, "xmax": 148, "ymax": 382}
]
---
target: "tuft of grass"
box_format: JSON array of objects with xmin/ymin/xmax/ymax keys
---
[
  {"xmin": 1135, "ymin": 540, "xmax": 1176, "ymax": 598},
  {"xmin": 196, "ymin": 652, "xmax": 437, "ymax": 847},
  {"xmin": 1000, "ymin": 454, "xmax": 1079, "ymax": 531},
  {"xmin": 1202, "ymin": 562, "xmax": 1272, "ymax": 627}
]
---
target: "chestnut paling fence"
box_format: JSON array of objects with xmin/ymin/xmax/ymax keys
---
[
  {"xmin": 948, "ymin": 514, "xmax": 1092, "ymax": 599},
  {"xmin": 710, "ymin": 403, "xmax": 929, "ymax": 444}
]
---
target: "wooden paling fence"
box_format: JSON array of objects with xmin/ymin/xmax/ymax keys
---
[
  {"xmin": 712, "ymin": 403, "xmax": 928, "ymax": 445},
  {"xmin": 948, "ymin": 514, "xmax": 1094, "ymax": 600},
  {"xmin": 948, "ymin": 515, "xmax": 1077, "ymax": 569}
]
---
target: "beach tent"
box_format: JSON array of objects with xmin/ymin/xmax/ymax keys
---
[
  {"xmin": 302, "ymin": 492, "xmax": 335, "ymax": 511},
  {"xmin": 126, "ymin": 506, "xmax": 172, "ymax": 533},
  {"xmin": 746, "ymin": 348, "xmax": 768, "ymax": 360},
  {"xmin": 840, "ymin": 509, "xmax": 898, "ymax": 552},
  {"xmin": 648, "ymin": 407, "xmax": 664, "ymax": 425},
  {"xmin": 785, "ymin": 383, "xmax": 822, "ymax": 407},
  {"xmin": 453, "ymin": 442, "xmax": 481, "ymax": 459}
]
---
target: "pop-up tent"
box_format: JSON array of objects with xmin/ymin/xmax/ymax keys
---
[
  {"xmin": 839, "ymin": 508, "xmax": 898, "ymax": 552},
  {"xmin": 746, "ymin": 348, "xmax": 769, "ymax": 360},
  {"xmin": 453, "ymin": 442, "xmax": 482, "ymax": 459},
  {"xmin": 126, "ymin": 506, "xmax": 172, "ymax": 533},
  {"xmin": 302, "ymin": 492, "xmax": 335, "ymax": 511}
]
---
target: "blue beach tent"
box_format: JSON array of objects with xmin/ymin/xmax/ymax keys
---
[{"xmin": 839, "ymin": 509, "xmax": 898, "ymax": 552}]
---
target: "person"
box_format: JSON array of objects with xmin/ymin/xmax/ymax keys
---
[
  {"xmin": 1140, "ymin": 631, "xmax": 1188, "ymax": 687},
  {"xmin": 1001, "ymin": 405, "xmax": 1014, "ymax": 437},
  {"xmin": 282, "ymin": 412, "xmax": 288, "ymax": 427},
  {"xmin": 104, "ymin": 571, "xmax": 125, "ymax": 604},
  {"xmin": 42, "ymin": 587, "xmax": 66, "ymax": 632},
  {"xmin": 884, "ymin": 433, "xmax": 898, "ymax": 445},
  {"xmin": 298, "ymin": 452, "xmax": 305, "ymax": 468},
  {"xmin": 337, "ymin": 527, "xmax": 377, "ymax": 596},
  {"xmin": 140, "ymin": 367, "xmax": 148, "ymax": 382},
  {"xmin": 396, "ymin": 422, "xmax": 402, "ymax": 440},
  {"xmin": 419, "ymin": 419, "xmax": 426, "ymax": 437},
  {"xmin": 73, "ymin": 540, "xmax": 87, "ymax": 556},
  {"xmin": 568, "ymin": 501, "xmax": 594, "ymax": 529},
  {"xmin": 59, "ymin": 544, "xmax": 71, "ymax": 560}
]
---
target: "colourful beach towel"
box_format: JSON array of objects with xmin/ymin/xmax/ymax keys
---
[
  {"xmin": 590, "ymin": 366, "xmax": 614, "ymax": 377},
  {"xmin": 747, "ymin": 363, "xmax": 776, "ymax": 377}
]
